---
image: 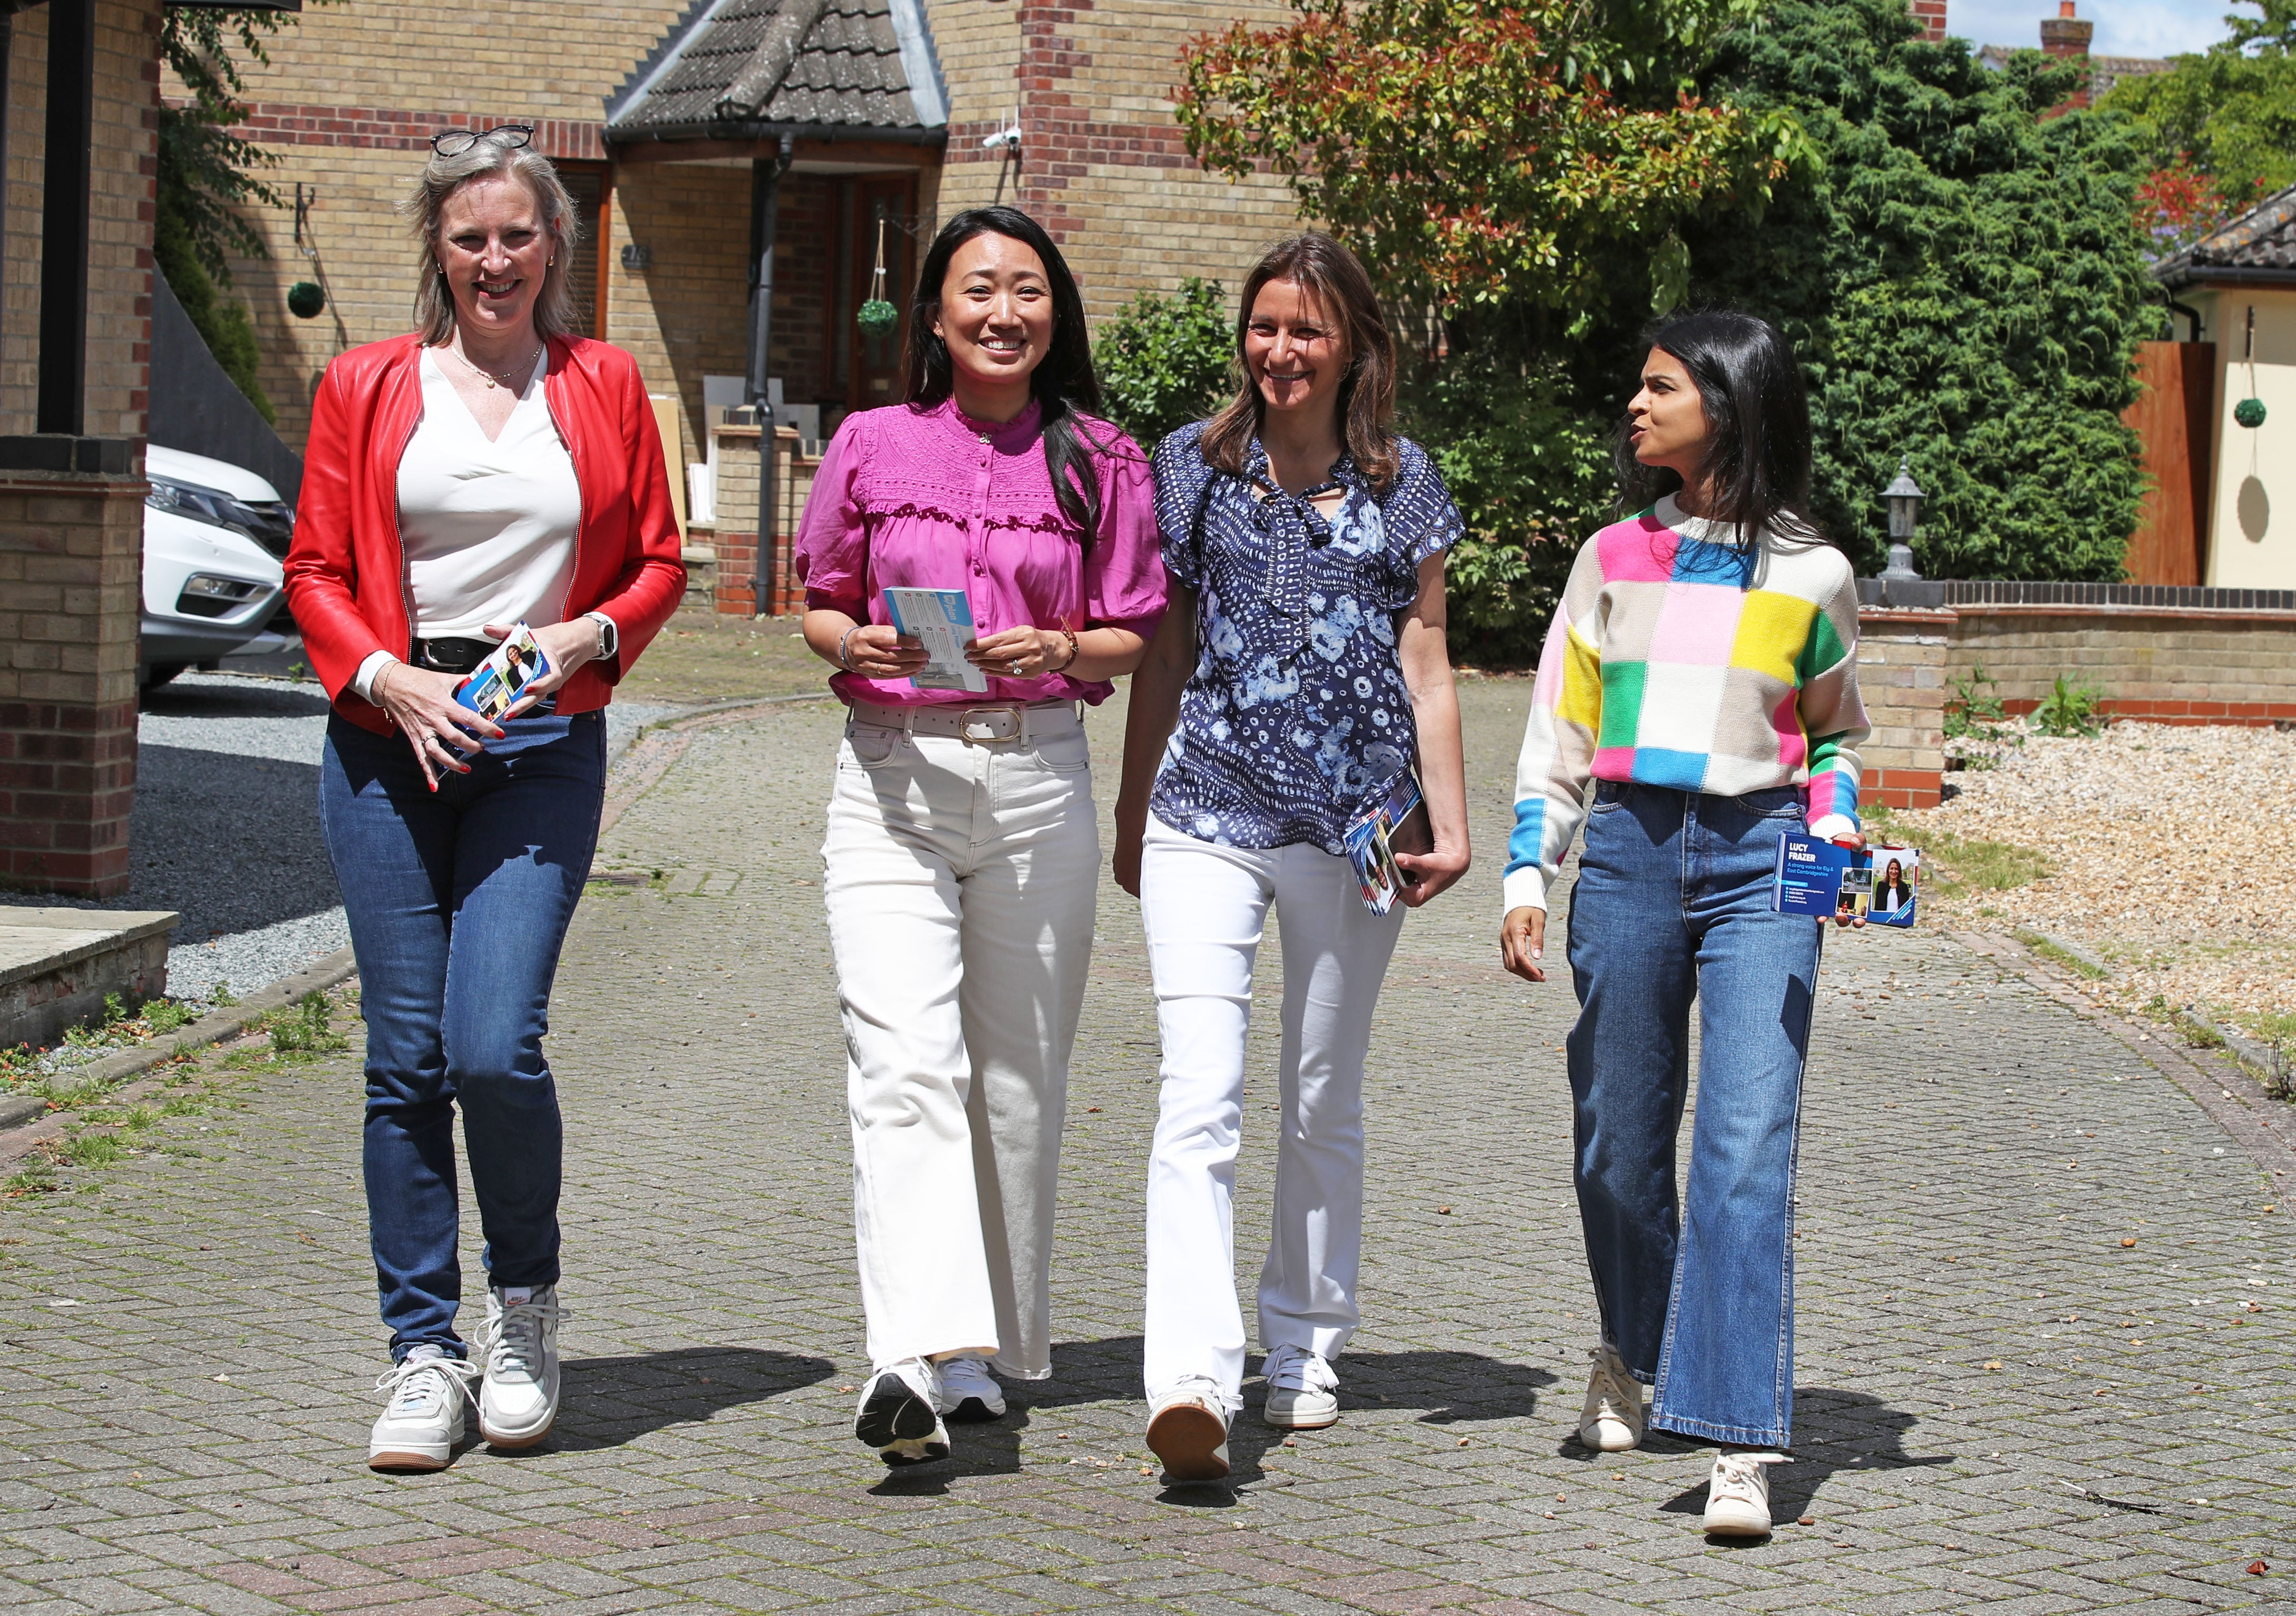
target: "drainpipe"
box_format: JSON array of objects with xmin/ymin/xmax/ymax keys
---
[
  {"xmin": 745, "ymin": 133, "xmax": 795, "ymax": 617},
  {"xmin": 40, "ymin": 0, "xmax": 95, "ymax": 435},
  {"xmin": 2164, "ymin": 296, "xmax": 2202, "ymax": 344}
]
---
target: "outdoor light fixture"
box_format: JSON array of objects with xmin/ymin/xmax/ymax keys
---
[
  {"xmin": 620, "ymin": 242, "xmax": 654, "ymax": 272},
  {"xmin": 1881, "ymin": 455, "xmax": 1924, "ymax": 580}
]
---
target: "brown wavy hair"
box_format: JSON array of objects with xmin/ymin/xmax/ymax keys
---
[{"xmin": 1198, "ymin": 232, "xmax": 1398, "ymax": 493}]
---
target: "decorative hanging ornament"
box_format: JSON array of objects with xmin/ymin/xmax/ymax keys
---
[
  {"xmin": 2234, "ymin": 304, "xmax": 2266, "ymax": 429},
  {"xmin": 857, "ymin": 216, "xmax": 898, "ymax": 335},
  {"xmin": 286, "ymin": 281, "xmax": 326, "ymax": 319}
]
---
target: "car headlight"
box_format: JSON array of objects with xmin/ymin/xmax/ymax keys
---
[{"xmin": 148, "ymin": 478, "xmax": 293, "ymax": 557}]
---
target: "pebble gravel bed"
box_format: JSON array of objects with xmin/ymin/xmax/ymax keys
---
[
  {"xmin": 1892, "ymin": 721, "xmax": 2295, "ymax": 1033},
  {"xmin": 2, "ymin": 673, "xmax": 680, "ymax": 1020}
]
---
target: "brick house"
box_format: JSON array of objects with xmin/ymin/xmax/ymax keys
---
[{"xmin": 192, "ymin": 0, "xmax": 1303, "ymax": 608}]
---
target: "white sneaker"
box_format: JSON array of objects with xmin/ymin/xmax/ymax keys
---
[
  {"xmin": 936, "ymin": 1355, "xmax": 1007, "ymax": 1423},
  {"xmin": 1578, "ymin": 1341, "xmax": 1646, "ymax": 1452},
  {"xmin": 1147, "ymin": 1377, "xmax": 1231, "ymax": 1482},
  {"xmin": 855, "ymin": 1358, "xmax": 950, "ymax": 1466},
  {"xmin": 478, "ymin": 1284, "xmax": 566, "ymax": 1449},
  {"xmin": 1260, "ymin": 1343, "xmax": 1340, "ymax": 1430},
  {"xmin": 367, "ymin": 1347, "xmax": 480, "ymax": 1472},
  {"xmin": 1703, "ymin": 1450, "xmax": 1785, "ymax": 1537}
]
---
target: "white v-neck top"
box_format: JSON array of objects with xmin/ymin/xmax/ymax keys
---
[{"xmin": 395, "ymin": 348, "xmax": 581, "ymax": 638}]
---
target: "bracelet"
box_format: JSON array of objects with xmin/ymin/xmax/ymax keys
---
[
  {"xmin": 1057, "ymin": 625, "xmax": 1080, "ymax": 670},
  {"xmin": 836, "ymin": 625, "xmax": 860, "ymax": 671}
]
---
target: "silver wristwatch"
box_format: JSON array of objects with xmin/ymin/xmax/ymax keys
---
[{"xmin": 583, "ymin": 611, "xmax": 619, "ymax": 661}]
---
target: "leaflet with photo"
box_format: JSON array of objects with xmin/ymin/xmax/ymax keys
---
[
  {"xmin": 882, "ymin": 587, "xmax": 990, "ymax": 693},
  {"xmin": 453, "ymin": 624, "xmax": 551, "ymax": 722},
  {"xmin": 1772, "ymin": 831, "xmax": 1922, "ymax": 926},
  {"xmin": 1864, "ymin": 843, "xmax": 1920, "ymax": 928},
  {"xmin": 1344, "ymin": 770, "xmax": 1432, "ymax": 916}
]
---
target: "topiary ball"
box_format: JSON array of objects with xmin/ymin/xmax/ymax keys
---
[
  {"xmin": 287, "ymin": 281, "xmax": 326, "ymax": 319},
  {"xmin": 857, "ymin": 298, "xmax": 899, "ymax": 335},
  {"xmin": 2234, "ymin": 396, "xmax": 2268, "ymax": 430}
]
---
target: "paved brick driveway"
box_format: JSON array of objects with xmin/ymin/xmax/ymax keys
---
[{"xmin": 2, "ymin": 686, "xmax": 2288, "ymax": 1614}]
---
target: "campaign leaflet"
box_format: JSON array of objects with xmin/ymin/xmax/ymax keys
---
[
  {"xmin": 882, "ymin": 587, "xmax": 990, "ymax": 694},
  {"xmin": 1343, "ymin": 770, "xmax": 1431, "ymax": 916},
  {"xmin": 453, "ymin": 624, "xmax": 551, "ymax": 721},
  {"xmin": 1772, "ymin": 832, "xmax": 1922, "ymax": 926}
]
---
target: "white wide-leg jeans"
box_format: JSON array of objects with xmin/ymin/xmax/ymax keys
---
[
  {"xmin": 821, "ymin": 704, "xmax": 1098, "ymax": 1380},
  {"xmin": 1139, "ymin": 816, "xmax": 1406, "ymax": 1409}
]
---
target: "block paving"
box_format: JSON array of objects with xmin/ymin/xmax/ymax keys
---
[{"xmin": 2, "ymin": 684, "xmax": 2290, "ymax": 1613}]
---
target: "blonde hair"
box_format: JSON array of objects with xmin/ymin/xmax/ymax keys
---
[{"xmin": 398, "ymin": 133, "xmax": 582, "ymax": 344}]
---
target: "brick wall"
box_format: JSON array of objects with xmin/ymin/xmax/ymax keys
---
[
  {"xmin": 692, "ymin": 424, "xmax": 819, "ymax": 617},
  {"xmin": 1, "ymin": 0, "xmax": 164, "ymax": 440},
  {"xmin": 1852, "ymin": 601, "xmax": 2296, "ymax": 812},
  {"xmin": 1947, "ymin": 606, "xmax": 2296, "ymax": 725},
  {"xmin": 0, "ymin": 472, "xmax": 146, "ymax": 895},
  {"xmin": 1855, "ymin": 609, "xmax": 1951, "ymax": 809},
  {"xmin": 931, "ymin": 0, "xmax": 1305, "ymax": 324},
  {"xmin": 1909, "ymin": 0, "xmax": 1947, "ymax": 42}
]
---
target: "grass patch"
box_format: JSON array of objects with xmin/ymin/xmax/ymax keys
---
[
  {"xmin": 1912, "ymin": 825, "xmax": 2052, "ymax": 895},
  {"xmin": 2016, "ymin": 929, "xmax": 2107, "ymax": 980},
  {"xmin": 248, "ymin": 992, "xmax": 351, "ymax": 1059},
  {"xmin": 613, "ymin": 606, "xmax": 829, "ymax": 707}
]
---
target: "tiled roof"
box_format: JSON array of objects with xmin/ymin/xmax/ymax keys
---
[
  {"xmin": 605, "ymin": 0, "xmax": 946, "ymax": 140},
  {"xmin": 2156, "ymin": 183, "xmax": 2296, "ymax": 288}
]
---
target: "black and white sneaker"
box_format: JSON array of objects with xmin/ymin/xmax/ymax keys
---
[
  {"xmin": 936, "ymin": 1355, "xmax": 1007, "ymax": 1423},
  {"xmin": 854, "ymin": 1358, "xmax": 949, "ymax": 1466}
]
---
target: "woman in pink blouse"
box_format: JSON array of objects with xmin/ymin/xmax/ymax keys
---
[{"xmin": 795, "ymin": 206, "xmax": 1166, "ymax": 1466}]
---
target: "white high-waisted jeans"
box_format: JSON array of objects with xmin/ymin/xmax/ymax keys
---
[
  {"xmin": 821, "ymin": 703, "xmax": 1098, "ymax": 1379},
  {"xmin": 1139, "ymin": 816, "xmax": 1406, "ymax": 1409}
]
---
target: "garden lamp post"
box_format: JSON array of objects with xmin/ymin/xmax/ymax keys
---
[{"xmin": 1882, "ymin": 455, "xmax": 1924, "ymax": 580}]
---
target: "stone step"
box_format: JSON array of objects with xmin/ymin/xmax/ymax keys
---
[{"xmin": 0, "ymin": 908, "xmax": 180, "ymax": 1054}]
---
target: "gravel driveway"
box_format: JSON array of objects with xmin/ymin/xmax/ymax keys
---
[{"xmin": 1, "ymin": 674, "xmax": 678, "ymax": 1008}]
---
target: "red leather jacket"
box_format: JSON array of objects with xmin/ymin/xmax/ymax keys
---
[{"xmin": 285, "ymin": 332, "xmax": 686, "ymax": 735}]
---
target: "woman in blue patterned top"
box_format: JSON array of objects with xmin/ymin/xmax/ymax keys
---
[{"xmin": 1113, "ymin": 232, "xmax": 1471, "ymax": 1481}]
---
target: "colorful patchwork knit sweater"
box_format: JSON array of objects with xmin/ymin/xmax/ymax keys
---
[{"xmin": 1503, "ymin": 496, "xmax": 1870, "ymax": 913}]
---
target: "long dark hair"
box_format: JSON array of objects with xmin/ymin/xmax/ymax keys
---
[
  {"xmin": 1200, "ymin": 232, "xmax": 1399, "ymax": 493},
  {"xmin": 1614, "ymin": 309, "xmax": 1823, "ymax": 549},
  {"xmin": 904, "ymin": 206, "xmax": 1110, "ymax": 541}
]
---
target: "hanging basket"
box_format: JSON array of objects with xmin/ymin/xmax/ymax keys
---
[
  {"xmin": 2235, "ymin": 397, "xmax": 2268, "ymax": 430},
  {"xmin": 286, "ymin": 281, "xmax": 326, "ymax": 319},
  {"xmin": 856, "ymin": 217, "xmax": 897, "ymax": 336}
]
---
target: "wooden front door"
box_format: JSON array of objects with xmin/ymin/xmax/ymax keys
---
[{"xmin": 845, "ymin": 176, "xmax": 918, "ymax": 412}]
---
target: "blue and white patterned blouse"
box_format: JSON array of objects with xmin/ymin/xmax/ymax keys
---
[{"xmin": 1150, "ymin": 422, "xmax": 1463, "ymax": 853}]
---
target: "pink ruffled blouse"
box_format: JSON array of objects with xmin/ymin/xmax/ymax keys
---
[{"xmin": 795, "ymin": 397, "xmax": 1167, "ymax": 707}]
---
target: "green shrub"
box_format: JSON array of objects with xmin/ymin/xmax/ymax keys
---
[
  {"xmin": 1094, "ymin": 278, "xmax": 1234, "ymax": 452},
  {"xmin": 1400, "ymin": 354, "xmax": 1614, "ymax": 667},
  {"xmin": 2032, "ymin": 675, "xmax": 2107, "ymax": 738}
]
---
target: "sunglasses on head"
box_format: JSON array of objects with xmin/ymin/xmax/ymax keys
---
[{"xmin": 430, "ymin": 124, "xmax": 533, "ymax": 156}]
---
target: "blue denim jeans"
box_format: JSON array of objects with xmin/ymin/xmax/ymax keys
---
[
  {"xmin": 319, "ymin": 709, "xmax": 605, "ymax": 1361},
  {"xmin": 1564, "ymin": 780, "xmax": 1822, "ymax": 1449}
]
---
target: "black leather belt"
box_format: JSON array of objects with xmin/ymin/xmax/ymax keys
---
[{"xmin": 410, "ymin": 636, "xmax": 497, "ymax": 675}]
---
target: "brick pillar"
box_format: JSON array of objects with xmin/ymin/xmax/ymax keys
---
[
  {"xmin": 1910, "ymin": 1, "xmax": 1947, "ymax": 42},
  {"xmin": 708, "ymin": 424, "xmax": 812, "ymax": 617},
  {"xmin": 1855, "ymin": 608, "xmax": 1953, "ymax": 810},
  {"xmin": 2040, "ymin": 1, "xmax": 2095, "ymax": 111},
  {"xmin": 0, "ymin": 439, "xmax": 144, "ymax": 895}
]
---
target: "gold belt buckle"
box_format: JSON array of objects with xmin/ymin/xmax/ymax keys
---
[{"xmin": 958, "ymin": 707, "xmax": 1022, "ymax": 745}]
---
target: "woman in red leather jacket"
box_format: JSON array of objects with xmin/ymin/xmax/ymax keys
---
[{"xmin": 284, "ymin": 126, "xmax": 682, "ymax": 1474}]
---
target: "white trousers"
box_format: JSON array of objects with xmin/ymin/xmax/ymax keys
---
[
  {"xmin": 1139, "ymin": 817, "xmax": 1405, "ymax": 1409},
  {"xmin": 821, "ymin": 706, "xmax": 1098, "ymax": 1379}
]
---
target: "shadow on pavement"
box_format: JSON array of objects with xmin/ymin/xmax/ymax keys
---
[
  {"xmin": 549, "ymin": 1346, "xmax": 836, "ymax": 1450},
  {"xmin": 883, "ymin": 1336, "xmax": 1559, "ymax": 1500},
  {"xmin": 1651, "ymin": 1388, "xmax": 1955, "ymax": 1529}
]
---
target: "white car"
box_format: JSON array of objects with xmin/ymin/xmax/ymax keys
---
[{"xmin": 142, "ymin": 444, "xmax": 295, "ymax": 688}]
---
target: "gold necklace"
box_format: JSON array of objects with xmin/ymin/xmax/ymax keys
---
[{"xmin": 445, "ymin": 339, "xmax": 542, "ymax": 391}]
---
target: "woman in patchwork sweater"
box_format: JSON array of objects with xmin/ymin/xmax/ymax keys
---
[{"xmin": 1499, "ymin": 310, "xmax": 1870, "ymax": 1539}]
